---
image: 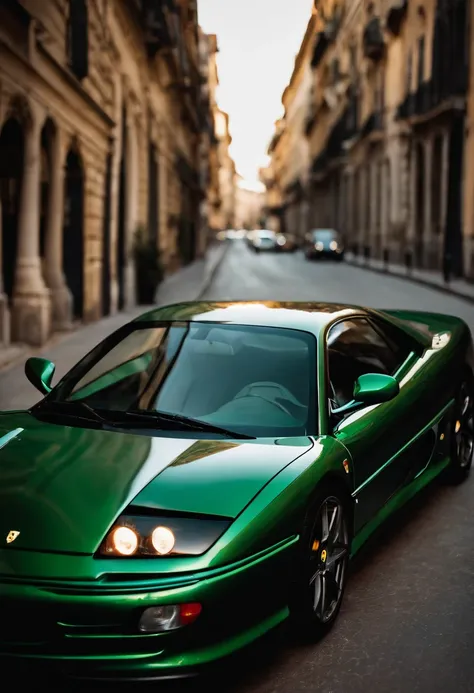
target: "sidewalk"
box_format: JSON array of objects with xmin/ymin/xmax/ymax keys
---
[
  {"xmin": 0, "ymin": 241, "xmax": 229, "ymax": 404},
  {"xmin": 345, "ymin": 252, "xmax": 474, "ymax": 304}
]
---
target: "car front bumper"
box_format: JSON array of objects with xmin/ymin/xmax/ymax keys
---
[{"xmin": 0, "ymin": 536, "xmax": 297, "ymax": 681}]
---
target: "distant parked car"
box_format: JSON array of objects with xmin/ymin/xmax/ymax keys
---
[
  {"xmin": 249, "ymin": 229, "xmax": 278, "ymax": 253},
  {"xmin": 304, "ymin": 229, "xmax": 344, "ymax": 261},
  {"xmin": 276, "ymin": 233, "xmax": 299, "ymax": 252}
]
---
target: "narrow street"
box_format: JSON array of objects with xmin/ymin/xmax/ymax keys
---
[{"xmin": 3, "ymin": 241, "xmax": 474, "ymax": 692}]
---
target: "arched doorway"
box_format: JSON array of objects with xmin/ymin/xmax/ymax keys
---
[
  {"xmin": 0, "ymin": 117, "xmax": 24, "ymax": 302},
  {"xmin": 40, "ymin": 118, "xmax": 56, "ymax": 266},
  {"xmin": 414, "ymin": 142, "xmax": 425, "ymax": 268},
  {"xmin": 117, "ymin": 103, "xmax": 128, "ymax": 311},
  {"xmin": 101, "ymin": 149, "xmax": 112, "ymax": 316},
  {"xmin": 63, "ymin": 149, "xmax": 84, "ymax": 319}
]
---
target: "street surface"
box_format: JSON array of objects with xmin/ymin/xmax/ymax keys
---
[{"xmin": 3, "ymin": 241, "xmax": 474, "ymax": 692}]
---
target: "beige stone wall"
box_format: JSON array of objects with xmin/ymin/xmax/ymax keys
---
[{"xmin": 0, "ymin": 0, "xmax": 214, "ymax": 348}]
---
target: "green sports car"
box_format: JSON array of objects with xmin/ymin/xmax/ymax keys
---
[{"xmin": 0, "ymin": 300, "xmax": 473, "ymax": 681}]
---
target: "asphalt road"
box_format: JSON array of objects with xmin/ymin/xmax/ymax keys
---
[{"xmin": 7, "ymin": 241, "xmax": 474, "ymax": 692}]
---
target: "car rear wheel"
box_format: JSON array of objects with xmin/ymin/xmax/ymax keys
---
[
  {"xmin": 445, "ymin": 376, "xmax": 474, "ymax": 484},
  {"xmin": 291, "ymin": 485, "xmax": 351, "ymax": 639}
]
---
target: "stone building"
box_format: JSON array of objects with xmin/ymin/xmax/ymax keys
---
[
  {"xmin": 279, "ymin": 10, "xmax": 317, "ymax": 240},
  {"xmin": 265, "ymin": 0, "xmax": 472, "ymax": 281},
  {"xmin": 234, "ymin": 178, "xmax": 264, "ymax": 230},
  {"xmin": 200, "ymin": 32, "xmax": 222, "ymax": 236},
  {"xmin": 0, "ymin": 0, "xmax": 215, "ymax": 352},
  {"xmin": 213, "ymin": 108, "xmax": 236, "ymax": 230},
  {"xmin": 263, "ymin": 118, "xmax": 287, "ymax": 233}
]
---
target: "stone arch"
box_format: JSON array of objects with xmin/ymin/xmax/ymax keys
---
[
  {"xmin": 40, "ymin": 117, "xmax": 58, "ymax": 262},
  {"xmin": 0, "ymin": 115, "xmax": 24, "ymax": 302},
  {"xmin": 5, "ymin": 92, "xmax": 33, "ymax": 131}
]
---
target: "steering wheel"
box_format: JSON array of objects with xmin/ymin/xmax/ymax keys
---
[{"xmin": 233, "ymin": 382, "xmax": 306, "ymax": 418}]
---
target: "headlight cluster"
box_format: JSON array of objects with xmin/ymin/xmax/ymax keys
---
[{"xmin": 99, "ymin": 513, "xmax": 231, "ymax": 558}]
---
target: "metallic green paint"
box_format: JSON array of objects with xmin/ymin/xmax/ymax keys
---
[
  {"xmin": 24, "ymin": 357, "xmax": 56, "ymax": 395},
  {"xmin": 353, "ymin": 373, "xmax": 399, "ymax": 405},
  {"xmin": 0, "ymin": 300, "xmax": 472, "ymax": 680}
]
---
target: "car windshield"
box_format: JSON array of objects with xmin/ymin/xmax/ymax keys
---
[
  {"xmin": 47, "ymin": 322, "xmax": 317, "ymax": 438},
  {"xmin": 311, "ymin": 229, "xmax": 339, "ymax": 242}
]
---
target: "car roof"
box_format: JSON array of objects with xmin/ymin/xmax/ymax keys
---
[{"xmin": 134, "ymin": 300, "xmax": 368, "ymax": 334}]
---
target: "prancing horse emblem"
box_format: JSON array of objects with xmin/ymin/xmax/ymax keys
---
[{"xmin": 6, "ymin": 530, "xmax": 20, "ymax": 544}]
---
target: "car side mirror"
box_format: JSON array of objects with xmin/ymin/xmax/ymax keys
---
[
  {"xmin": 25, "ymin": 357, "xmax": 56, "ymax": 395},
  {"xmin": 331, "ymin": 373, "xmax": 399, "ymax": 416},
  {"xmin": 354, "ymin": 373, "xmax": 399, "ymax": 404}
]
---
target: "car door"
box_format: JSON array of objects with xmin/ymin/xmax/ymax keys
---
[{"xmin": 326, "ymin": 317, "xmax": 433, "ymax": 532}]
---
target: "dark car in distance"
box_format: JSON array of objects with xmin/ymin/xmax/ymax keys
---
[{"xmin": 304, "ymin": 229, "xmax": 344, "ymax": 261}]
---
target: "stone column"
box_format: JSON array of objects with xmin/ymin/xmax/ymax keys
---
[
  {"xmin": 11, "ymin": 101, "xmax": 51, "ymax": 346},
  {"xmin": 43, "ymin": 126, "xmax": 73, "ymax": 330}
]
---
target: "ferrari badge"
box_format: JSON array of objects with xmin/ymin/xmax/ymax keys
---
[{"xmin": 6, "ymin": 530, "xmax": 20, "ymax": 544}]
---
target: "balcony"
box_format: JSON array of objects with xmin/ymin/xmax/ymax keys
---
[
  {"xmin": 386, "ymin": 0, "xmax": 408, "ymax": 36},
  {"xmin": 141, "ymin": 0, "xmax": 177, "ymax": 57},
  {"xmin": 396, "ymin": 74, "xmax": 468, "ymax": 123},
  {"xmin": 311, "ymin": 107, "xmax": 350, "ymax": 177},
  {"xmin": 363, "ymin": 17, "xmax": 385, "ymax": 61},
  {"xmin": 359, "ymin": 110, "xmax": 384, "ymax": 139}
]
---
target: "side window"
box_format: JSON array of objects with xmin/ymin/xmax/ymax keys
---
[
  {"xmin": 369, "ymin": 319, "xmax": 413, "ymax": 373},
  {"xmin": 327, "ymin": 318, "xmax": 400, "ymax": 407}
]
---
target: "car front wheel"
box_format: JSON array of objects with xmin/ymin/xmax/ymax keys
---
[{"xmin": 291, "ymin": 485, "xmax": 351, "ymax": 639}]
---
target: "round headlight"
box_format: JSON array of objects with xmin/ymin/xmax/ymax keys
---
[
  {"xmin": 111, "ymin": 526, "xmax": 138, "ymax": 555},
  {"xmin": 151, "ymin": 526, "xmax": 176, "ymax": 555}
]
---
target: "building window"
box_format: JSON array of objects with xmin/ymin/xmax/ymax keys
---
[{"xmin": 67, "ymin": 0, "xmax": 89, "ymax": 80}]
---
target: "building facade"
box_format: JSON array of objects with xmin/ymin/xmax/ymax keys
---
[
  {"xmin": 201, "ymin": 32, "xmax": 223, "ymax": 237},
  {"xmin": 0, "ymin": 0, "xmax": 216, "ymax": 351},
  {"xmin": 265, "ymin": 0, "xmax": 473, "ymax": 281},
  {"xmin": 234, "ymin": 179, "xmax": 264, "ymax": 230},
  {"xmin": 213, "ymin": 108, "xmax": 236, "ymax": 230},
  {"xmin": 279, "ymin": 11, "xmax": 318, "ymax": 240},
  {"xmin": 262, "ymin": 118, "xmax": 287, "ymax": 233}
]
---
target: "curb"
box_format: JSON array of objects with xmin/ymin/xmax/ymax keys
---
[
  {"xmin": 346, "ymin": 257, "xmax": 474, "ymax": 305},
  {"xmin": 196, "ymin": 241, "xmax": 230, "ymax": 299}
]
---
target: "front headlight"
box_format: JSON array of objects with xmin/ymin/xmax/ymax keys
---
[
  {"xmin": 315, "ymin": 241, "xmax": 324, "ymax": 250},
  {"xmin": 99, "ymin": 513, "xmax": 232, "ymax": 557},
  {"xmin": 329, "ymin": 240, "xmax": 338, "ymax": 250}
]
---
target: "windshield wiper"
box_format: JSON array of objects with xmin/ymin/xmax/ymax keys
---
[
  {"xmin": 103, "ymin": 409, "xmax": 255, "ymax": 439},
  {"xmin": 33, "ymin": 400, "xmax": 111, "ymax": 425}
]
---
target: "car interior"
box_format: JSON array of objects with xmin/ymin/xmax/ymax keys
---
[
  {"xmin": 75, "ymin": 326, "xmax": 315, "ymax": 433},
  {"xmin": 154, "ymin": 327, "xmax": 311, "ymax": 427}
]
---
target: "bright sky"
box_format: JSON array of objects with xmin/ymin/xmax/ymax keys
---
[{"xmin": 198, "ymin": 0, "xmax": 314, "ymax": 190}]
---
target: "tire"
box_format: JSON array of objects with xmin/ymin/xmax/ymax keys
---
[
  {"xmin": 290, "ymin": 483, "xmax": 352, "ymax": 640},
  {"xmin": 444, "ymin": 374, "xmax": 474, "ymax": 484}
]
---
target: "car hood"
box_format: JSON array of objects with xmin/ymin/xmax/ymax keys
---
[{"xmin": 0, "ymin": 413, "xmax": 313, "ymax": 555}]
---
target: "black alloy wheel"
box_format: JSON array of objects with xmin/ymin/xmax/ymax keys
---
[
  {"xmin": 292, "ymin": 486, "xmax": 351, "ymax": 639},
  {"xmin": 446, "ymin": 377, "xmax": 474, "ymax": 483}
]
